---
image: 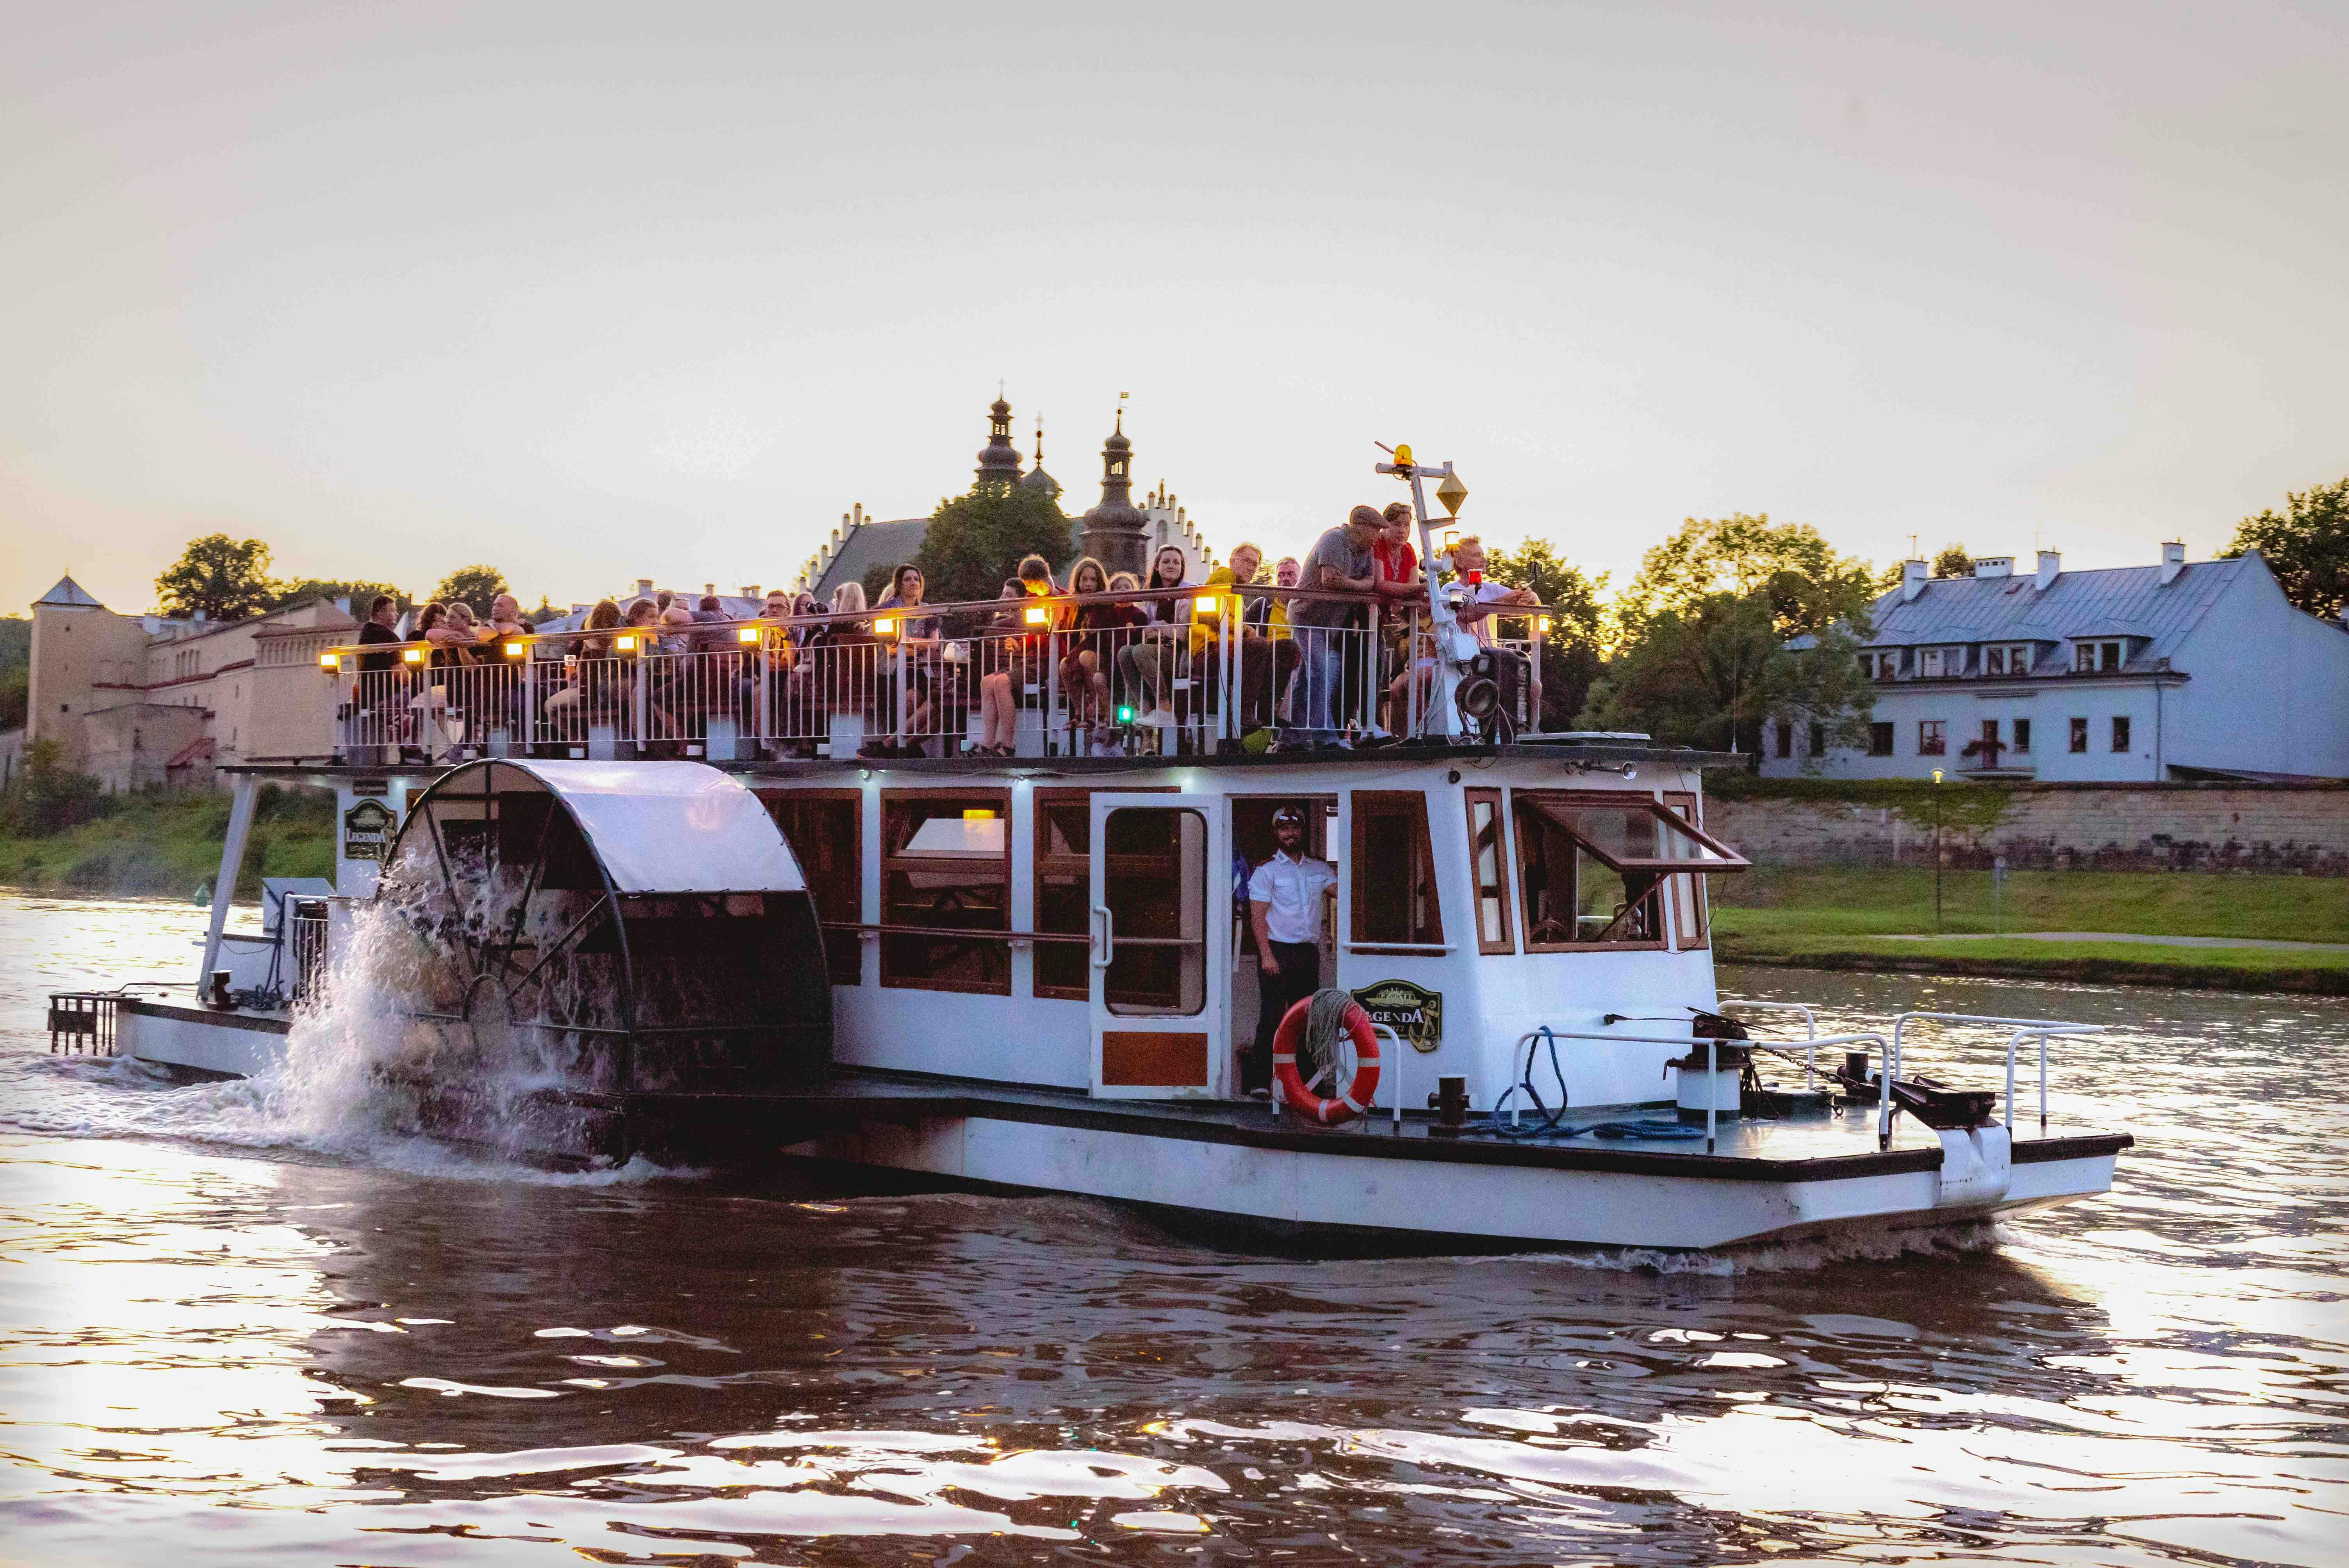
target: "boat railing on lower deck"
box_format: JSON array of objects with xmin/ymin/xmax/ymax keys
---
[
  {"xmin": 1886, "ymin": 1012, "xmax": 2108, "ymax": 1145},
  {"xmin": 322, "ymin": 589, "xmax": 1549, "ymax": 762},
  {"xmin": 1531, "ymin": 1027, "xmax": 1895, "ymax": 1153}
]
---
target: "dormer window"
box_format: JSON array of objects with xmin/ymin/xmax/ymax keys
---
[
  {"xmin": 1984, "ymin": 643, "xmax": 2031, "ymax": 676},
  {"xmin": 2074, "ymin": 640, "xmax": 2124, "ymax": 674}
]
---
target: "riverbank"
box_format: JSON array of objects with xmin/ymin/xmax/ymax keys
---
[
  {"xmin": 0, "ymin": 786, "xmax": 333, "ymax": 897},
  {"xmin": 1711, "ymin": 868, "xmax": 2349, "ymax": 994}
]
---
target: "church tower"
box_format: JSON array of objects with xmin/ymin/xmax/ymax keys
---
[
  {"xmin": 974, "ymin": 391, "xmax": 1026, "ymax": 487},
  {"xmin": 1079, "ymin": 408, "xmax": 1147, "ymax": 577}
]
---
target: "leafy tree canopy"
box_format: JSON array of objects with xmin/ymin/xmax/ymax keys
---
[
  {"xmin": 2221, "ymin": 476, "xmax": 2347, "ymax": 618},
  {"xmin": 155, "ymin": 534, "xmax": 279, "ymax": 622},
  {"xmin": 430, "ymin": 565, "xmax": 511, "ymax": 618},
  {"xmin": 1577, "ymin": 589, "xmax": 1876, "ymax": 761},
  {"xmin": 1620, "ymin": 513, "xmax": 1881, "ymax": 641},
  {"xmin": 914, "ymin": 481, "xmax": 1073, "ymax": 607},
  {"xmin": 1932, "ymin": 544, "xmax": 1973, "ymax": 579},
  {"xmin": 1483, "ymin": 539, "xmax": 1608, "ymax": 730}
]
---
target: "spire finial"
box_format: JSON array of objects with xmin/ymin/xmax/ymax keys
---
[{"xmin": 1034, "ymin": 415, "xmax": 1044, "ymax": 465}]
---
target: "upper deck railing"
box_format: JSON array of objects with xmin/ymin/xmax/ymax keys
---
[{"xmin": 319, "ymin": 584, "xmax": 1551, "ymax": 764}]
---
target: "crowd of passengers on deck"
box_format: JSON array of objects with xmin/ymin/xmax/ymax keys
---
[{"xmin": 341, "ymin": 501, "xmax": 1542, "ymax": 764}]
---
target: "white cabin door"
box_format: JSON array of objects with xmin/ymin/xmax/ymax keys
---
[{"xmin": 1088, "ymin": 793, "xmax": 1227, "ymax": 1099}]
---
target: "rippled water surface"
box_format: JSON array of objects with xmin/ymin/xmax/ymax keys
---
[{"xmin": 2, "ymin": 889, "xmax": 2344, "ymax": 1565}]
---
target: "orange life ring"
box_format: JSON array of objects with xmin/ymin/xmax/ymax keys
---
[{"xmin": 1273, "ymin": 994, "xmax": 1381, "ymax": 1125}]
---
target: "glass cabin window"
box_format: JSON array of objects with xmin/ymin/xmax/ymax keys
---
[
  {"xmin": 1350, "ymin": 791, "xmax": 1444, "ymax": 951},
  {"xmin": 1512, "ymin": 791, "xmax": 1747, "ymax": 953},
  {"xmin": 1463, "ymin": 788, "xmax": 1514, "ymax": 954},
  {"xmin": 763, "ymin": 789, "xmax": 862, "ymax": 985},
  {"xmin": 1033, "ymin": 790, "xmax": 1094, "ymax": 1001},
  {"xmin": 1663, "ymin": 791, "xmax": 1710, "ymax": 950},
  {"xmin": 880, "ymin": 789, "xmax": 1011, "ymax": 995},
  {"xmin": 1102, "ymin": 807, "xmax": 1208, "ymax": 1016}
]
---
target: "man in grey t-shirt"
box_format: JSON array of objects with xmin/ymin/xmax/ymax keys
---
[{"xmin": 1279, "ymin": 505, "xmax": 1381, "ymax": 746}]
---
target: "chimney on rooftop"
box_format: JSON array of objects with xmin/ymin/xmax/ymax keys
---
[
  {"xmin": 2034, "ymin": 550, "xmax": 2061, "ymax": 592},
  {"xmin": 2160, "ymin": 540, "xmax": 2186, "ymax": 585},
  {"xmin": 1900, "ymin": 559, "xmax": 1929, "ymax": 603},
  {"xmin": 636, "ymin": 577, "xmax": 654, "ymax": 600},
  {"xmin": 743, "ymin": 584, "xmax": 760, "ymax": 599},
  {"xmin": 1972, "ymin": 556, "xmax": 2013, "ymax": 579}
]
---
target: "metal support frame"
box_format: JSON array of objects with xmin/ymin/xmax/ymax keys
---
[
  {"xmin": 198, "ymin": 774, "xmax": 260, "ymax": 988},
  {"xmin": 1551, "ymin": 1025, "xmax": 1892, "ymax": 1154}
]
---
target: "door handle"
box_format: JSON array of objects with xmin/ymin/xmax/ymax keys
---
[{"xmin": 1090, "ymin": 904, "xmax": 1114, "ymax": 969}]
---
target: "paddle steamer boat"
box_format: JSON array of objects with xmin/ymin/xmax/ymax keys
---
[{"xmin": 54, "ymin": 451, "xmax": 2130, "ymax": 1251}]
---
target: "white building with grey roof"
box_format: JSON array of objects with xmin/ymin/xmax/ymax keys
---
[{"xmin": 1767, "ymin": 545, "xmax": 2349, "ymax": 783}]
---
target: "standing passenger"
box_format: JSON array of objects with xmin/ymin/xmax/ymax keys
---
[{"xmin": 1245, "ymin": 805, "xmax": 1337, "ymax": 1100}]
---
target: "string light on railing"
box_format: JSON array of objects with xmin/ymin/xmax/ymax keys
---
[
  {"xmin": 401, "ymin": 648, "xmax": 424, "ymax": 665},
  {"xmin": 874, "ymin": 617, "xmax": 898, "ymax": 637},
  {"xmin": 614, "ymin": 634, "xmax": 637, "ymax": 652},
  {"xmin": 504, "ymin": 642, "xmax": 525, "ymax": 658},
  {"xmin": 738, "ymin": 627, "xmax": 759, "ymax": 643},
  {"xmin": 1023, "ymin": 605, "xmax": 1050, "ymax": 626},
  {"xmin": 319, "ymin": 652, "xmax": 340, "ymax": 669}
]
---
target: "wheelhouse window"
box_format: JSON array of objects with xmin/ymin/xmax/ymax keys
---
[
  {"xmin": 1463, "ymin": 788, "xmax": 1514, "ymax": 954},
  {"xmin": 1918, "ymin": 720, "xmax": 1946, "ymax": 756},
  {"xmin": 1662, "ymin": 791, "xmax": 1711, "ymax": 950},
  {"xmin": 763, "ymin": 789, "xmax": 862, "ymax": 985},
  {"xmin": 880, "ymin": 789, "xmax": 1011, "ymax": 995},
  {"xmin": 1351, "ymin": 791, "xmax": 1444, "ymax": 951},
  {"xmin": 1512, "ymin": 791, "xmax": 1747, "ymax": 953}
]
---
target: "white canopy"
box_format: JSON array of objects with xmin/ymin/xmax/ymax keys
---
[{"xmin": 504, "ymin": 760, "xmax": 804, "ymax": 894}]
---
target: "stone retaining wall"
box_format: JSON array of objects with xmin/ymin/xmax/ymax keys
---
[{"xmin": 1709, "ymin": 784, "xmax": 2349, "ymax": 873}]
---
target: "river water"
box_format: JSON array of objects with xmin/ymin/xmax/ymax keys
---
[{"xmin": 1, "ymin": 889, "xmax": 2343, "ymax": 1566}]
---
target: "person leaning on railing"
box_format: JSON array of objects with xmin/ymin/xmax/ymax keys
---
[
  {"xmin": 1115, "ymin": 545, "xmax": 1192, "ymax": 730},
  {"xmin": 1202, "ymin": 542, "xmax": 1297, "ymax": 738},
  {"xmin": 541, "ymin": 599, "xmax": 624, "ymax": 743},
  {"xmin": 869, "ymin": 564, "xmax": 944, "ymax": 759},
  {"xmin": 1059, "ymin": 556, "xmax": 1140, "ymax": 755},
  {"xmin": 1278, "ymin": 505, "xmax": 1382, "ymax": 750}
]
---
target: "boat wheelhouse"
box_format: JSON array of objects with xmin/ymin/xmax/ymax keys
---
[{"xmin": 63, "ymin": 450, "xmax": 2131, "ymax": 1251}]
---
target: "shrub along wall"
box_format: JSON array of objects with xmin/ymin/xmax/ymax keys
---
[{"xmin": 1704, "ymin": 777, "xmax": 2349, "ymax": 873}]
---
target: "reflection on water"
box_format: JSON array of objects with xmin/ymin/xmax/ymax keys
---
[{"xmin": 2, "ymin": 891, "xmax": 2345, "ymax": 1564}]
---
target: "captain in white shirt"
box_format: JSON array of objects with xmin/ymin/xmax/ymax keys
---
[{"xmin": 1245, "ymin": 805, "xmax": 1337, "ymax": 1098}]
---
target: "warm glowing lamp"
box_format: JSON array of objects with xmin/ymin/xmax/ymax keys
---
[
  {"xmin": 319, "ymin": 652, "xmax": 339, "ymax": 669},
  {"xmin": 1393, "ymin": 443, "xmax": 1413, "ymax": 467},
  {"xmin": 615, "ymin": 634, "xmax": 637, "ymax": 652},
  {"xmin": 401, "ymin": 647, "xmax": 423, "ymax": 665},
  {"xmin": 738, "ymin": 627, "xmax": 759, "ymax": 643},
  {"xmin": 874, "ymin": 617, "xmax": 898, "ymax": 637},
  {"xmin": 962, "ymin": 808, "xmax": 996, "ymax": 821},
  {"xmin": 1023, "ymin": 605, "xmax": 1050, "ymax": 626},
  {"xmin": 503, "ymin": 641, "xmax": 525, "ymax": 658},
  {"xmin": 1192, "ymin": 596, "xmax": 1218, "ymax": 618}
]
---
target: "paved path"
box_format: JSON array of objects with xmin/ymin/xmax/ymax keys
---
[{"xmin": 1871, "ymin": 932, "xmax": 2349, "ymax": 952}]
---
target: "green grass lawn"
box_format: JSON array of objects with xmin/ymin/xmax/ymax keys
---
[
  {"xmin": 1711, "ymin": 867, "xmax": 2349, "ymax": 992},
  {"xmin": 0, "ymin": 786, "xmax": 335, "ymax": 898}
]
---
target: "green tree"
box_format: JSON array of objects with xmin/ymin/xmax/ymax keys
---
[
  {"xmin": 914, "ymin": 481, "xmax": 1072, "ymax": 607},
  {"xmin": 154, "ymin": 534, "xmax": 280, "ymax": 622},
  {"xmin": 1578, "ymin": 590, "xmax": 1876, "ymax": 759},
  {"xmin": 1619, "ymin": 512, "xmax": 1881, "ymax": 640},
  {"xmin": 2221, "ymin": 476, "xmax": 2347, "ymax": 617},
  {"xmin": 0, "ymin": 615, "xmax": 28, "ymax": 732},
  {"xmin": 0, "ymin": 737, "xmax": 105, "ymax": 836},
  {"xmin": 271, "ymin": 579, "xmax": 408, "ymax": 616},
  {"xmin": 1932, "ymin": 543, "xmax": 1973, "ymax": 579},
  {"xmin": 1484, "ymin": 539, "xmax": 1608, "ymax": 729},
  {"xmin": 430, "ymin": 565, "xmax": 510, "ymax": 618}
]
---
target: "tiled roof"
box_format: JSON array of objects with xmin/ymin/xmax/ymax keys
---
[
  {"xmin": 811, "ymin": 518, "xmax": 931, "ymax": 599},
  {"xmin": 1832, "ymin": 557, "xmax": 2260, "ymax": 667}
]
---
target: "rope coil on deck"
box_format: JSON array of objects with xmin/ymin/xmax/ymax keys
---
[{"xmin": 1273, "ymin": 990, "xmax": 1380, "ymax": 1125}]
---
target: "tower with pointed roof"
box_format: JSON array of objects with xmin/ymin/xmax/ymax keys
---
[
  {"xmin": 1020, "ymin": 416, "xmax": 1059, "ymax": 500},
  {"xmin": 974, "ymin": 391, "xmax": 1026, "ymax": 487},
  {"xmin": 1079, "ymin": 408, "xmax": 1148, "ymax": 577}
]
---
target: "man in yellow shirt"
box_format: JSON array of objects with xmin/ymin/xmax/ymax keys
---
[{"xmin": 1201, "ymin": 543, "xmax": 1297, "ymax": 735}]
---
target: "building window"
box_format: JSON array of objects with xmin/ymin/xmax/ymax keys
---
[
  {"xmin": 1774, "ymin": 722, "xmax": 1793, "ymax": 759},
  {"xmin": 1918, "ymin": 720, "xmax": 1946, "ymax": 756},
  {"xmin": 763, "ymin": 790, "xmax": 862, "ymax": 984},
  {"xmin": 1352, "ymin": 791, "xmax": 1444, "ymax": 951},
  {"xmin": 880, "ymin": 789, "xmax": 1011, "ymax": 995},
  {"xmin": 2075, "ymin": 640, "xmax": 2124, "ymax": 674},
  {"xmin": 1463, "ymin": 788, "xmax": 1514, "ymax": 955},
  {"xmin": 2009, "ymin": 644, "xmax": 2032, "ymax": 674},
  {"xmin": 1919, "ymin": 648, "xmax": 1944, "ymax": 679},
  {"xmin": 1985, "ymin": 646, "xmax": 2005, "ymax": 675},
  {"xmin": 1808, "ymin": 721, "xmax": 1826, "ymax": 755},
  {"xmin": 1869, "ymin": 722, "xmax": 1894, "ymax": 756},
  {"xmin": 1512, "ymin": 791, "xmax": 1747, "ymax": 952},
  {"xmin": 2070, "ymin": 717, "xmax": 2088, "ymax": 752},
  {"xmin": 2013, "ymin": 718, "xmax": 2032, "ymax": 754},
  {"xmin": 2112, "ymin": 716, "xmax": 2132, "ymax": 752}
]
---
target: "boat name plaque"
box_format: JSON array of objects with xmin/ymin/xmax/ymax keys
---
[
  {"xmin": 1352, "ymin": 979, "xmax": 1443, "ymax": 1053},
  {"xmin": 342, "ymin": 799, "xmax": 396, "ymax": 861}
]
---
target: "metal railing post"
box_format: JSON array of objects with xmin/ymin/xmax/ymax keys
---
[
  {"xmin": 1706, "ymin": 1037, "xmax": 1718, "ymax": 1154},
  {"xmin": 631, "ymin": 650, "xmax": 649, "ymax": 752}
]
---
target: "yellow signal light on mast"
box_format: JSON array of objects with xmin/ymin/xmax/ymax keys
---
[{"xmin": 1392, "ymin": 443, "xmax": 1413, "ymax": 467}]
